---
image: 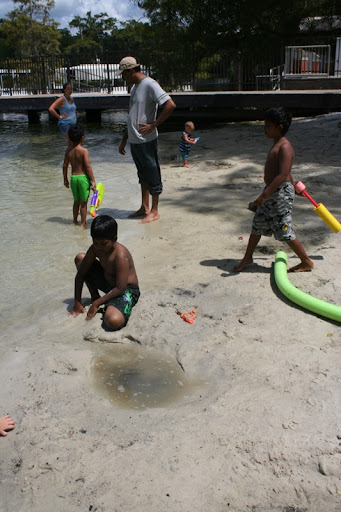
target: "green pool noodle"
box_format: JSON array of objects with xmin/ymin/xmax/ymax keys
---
[{"xmin": 274, "ymin": 251, "xmax": 341, "ymax": 322}]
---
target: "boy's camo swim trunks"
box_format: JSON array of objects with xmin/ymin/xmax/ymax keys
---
[
  {"xmin": 85, "ymin": 260, "xmax": 140, "ymax": 324},
  {"xmin": 251, "ymin": 182, "xmax": 296, "ymax": 241}
]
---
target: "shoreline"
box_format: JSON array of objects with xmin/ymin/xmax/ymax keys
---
[{"xmin": 1, "ymin": 112, "xmax": 341, "ymax": 512}]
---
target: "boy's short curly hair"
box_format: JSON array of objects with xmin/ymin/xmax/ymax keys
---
[
  {"xmin": 68, "ymin": 125, "xmax": 84, "ymax": 143},
  {"xmin": 91, "ymin": 215, "xmax": 118, "ymax": 240},
  {"xmin": 265, "ymin": 107, "xmax": 292, "ymax": 135}
]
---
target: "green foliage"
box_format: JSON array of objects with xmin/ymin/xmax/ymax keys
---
[
  {"xmin": 195, "ymin": 55, "xmax": 221, "ymax": 80},
  {"xmin": 12, "ymin": 0, "xmax": 56, "ymax": 22},
  {"xmin": 58, "ymin": 28, "xmax": 74, "ymax": 53},
  {"xmin": 114, "ymin": 20, "xmax": 151, "ymax": 51},
  {"xmin": 64, "ymin": 37, "xmax": 103, "ymax": 62},
  {"xmin": 69, "ymin": 11, "xmax": 117, "ymax": 38},
  {"xmin": 68, "ymin": 11, "xmax": 117, "ymax": 54},
  {"xmin": 1, "ymin": 0, "xmax": 60, "ymax": 57},
  {"xmin": 0, "ymin": 0, "xmax": 339, "ymax": 78},
  {"xmin": 137, "ymin": 0, "xmax": 340, "ymax": 53}
]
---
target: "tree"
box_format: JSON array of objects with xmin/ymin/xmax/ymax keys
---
[
  {"xmin": 12, "ymin": 0, "xmax": 55, "ymax": 21},
  {"xmin": 0, "ymin": 0, "xmax": 60, "ymax": 57},
  {"xmin": 69, "ymin": 11, "xmax": 117, "ymax": 41},
  {"xmin": 137, "ymin": 0, "xmax": 340, "ymax": 52},
  {"xmin": 133, "ymin": 0, "xmax": 341, "ymax": 90},
  {"xmin": 112, "ymin": 20, "xmax": 154, "ymax": 53},
  {"xmin": 65, "ymin": 11, "xmax": 117, "ymax": 59},
  {"xmin": 58, "ymin": 28, "xmax": 74, "ymax": 53}
]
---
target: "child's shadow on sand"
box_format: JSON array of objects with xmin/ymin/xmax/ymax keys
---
[
  {"xmin": 47, "ymin": 217, "xmax": 76, "ymax": 225},
  {"xmin": 99, "ymin": 207, "xmax": 136, "ymax": 219},
  {"xmin": 47, "ymin": 209, "xmax": 141, "ymax": 224},
  {"xmin": 200, "ymin": 258, "xmax": 271, "ymax": 276}
]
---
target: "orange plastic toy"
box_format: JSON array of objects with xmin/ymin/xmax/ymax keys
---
[{"xmin": 180, "ymin": 309, "xmax": 197, "ymax": 324}]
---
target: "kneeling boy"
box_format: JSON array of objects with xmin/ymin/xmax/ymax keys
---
[{"xmin": 69, "ymin": 215, "xmax": 140, "ymax": 330}]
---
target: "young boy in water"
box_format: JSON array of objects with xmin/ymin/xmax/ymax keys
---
[
  {"xmin": 63, "ymin": 125, "xmax": 96, "ymax": 227},
  {"xmin": 233, "ymin": 107, "xmax": 314, "ymax": 273},
  {"xmin": 179, "ymin": 121, "xmax": 198, "ymax": 168},
  {"xmin": 69, "ymin": 215, "xmax": 140, "ymax": 330}
]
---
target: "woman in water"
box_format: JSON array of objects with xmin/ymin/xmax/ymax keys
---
[{"xmin": 49, "ymin": 82, "xmax": 77, "ymax": 145}]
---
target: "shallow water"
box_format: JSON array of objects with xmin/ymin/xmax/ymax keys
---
[
  {"xmin": 0, "ymin": 111, "xmax": 143, "ymax": 336},
  {"xmin": 1, "ymin": 111, "xmax": 203, "ymax": 410},
  {"xmin": 91, "ymin": 345, "xmax": 203, "ymax": 410}
]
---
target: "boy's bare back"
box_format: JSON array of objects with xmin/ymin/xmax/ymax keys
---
[{"xmin": 66, "ymin": 144, "xmax": 91, "ymax": 176}]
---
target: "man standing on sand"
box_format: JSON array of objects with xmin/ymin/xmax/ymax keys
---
[{"xmin": 117, "ymin": 56, "xmax": 176, "ymax": 224}]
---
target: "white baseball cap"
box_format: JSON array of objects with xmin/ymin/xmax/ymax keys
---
[{"xmin": 115, "ymin": 56, "xmax": 140, "ymax": 76}]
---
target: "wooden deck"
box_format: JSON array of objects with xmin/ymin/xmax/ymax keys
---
[{"xmin": 0, "ymin": 90, "xmax": 340, "ymax": 122}]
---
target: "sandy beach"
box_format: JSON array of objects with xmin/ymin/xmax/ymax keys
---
[{"xmin": 1, "ymin": 112, "xmax": 341, "ymax": 512}]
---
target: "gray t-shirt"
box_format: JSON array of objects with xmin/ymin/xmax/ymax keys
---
[{"xmin": 127, "ymin": 77, "xmax": 171, "ymax": 144}]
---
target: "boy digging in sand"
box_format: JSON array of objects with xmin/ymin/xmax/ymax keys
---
[
  {"xmin": 63, "ymin": 125, "xmax": 96, "ymax": 227},
  {"xmin": 69, "ymin": 215, "xmax": 140, "ymax": 331},
  {"xmin": 234, "ymin": 107, "xmax": 314, "ymax": 273}
]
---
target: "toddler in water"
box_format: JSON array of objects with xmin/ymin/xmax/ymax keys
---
[
  {"xmin": 179, "ymin": 121, "xmax": 198, "ymax": 167},
  {"xmin": 63, "ymin": 125, "xmax": 96, "ymax": 227}
]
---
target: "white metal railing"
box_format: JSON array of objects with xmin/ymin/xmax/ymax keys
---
[
  {"xmin": 270, "ymin": 64, "xmax": 284, "ymax": 89},
  {"xmin": 284, "ymin": 45, "xmax": 331, "ymax": 77},
  {"xmin": 335, "ymin": 37, "xmax": 341, "ymax": 77}
]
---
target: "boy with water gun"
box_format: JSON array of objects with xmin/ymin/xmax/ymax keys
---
[
  {"xmin": 233, "ymin": 107, "xmax": 314, "ymax": 273},
  {"xmin": 63, "ymin": 125, "xmax": 96, "ymax": 227}
]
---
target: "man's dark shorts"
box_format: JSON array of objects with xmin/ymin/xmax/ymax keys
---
[
  {"xmin": 86, "ymin": 260, "xmax": 140, "ymax": 324},
  {"xmin": 130, "ymin": 138, "xmax": 163, "ymax": 196}
]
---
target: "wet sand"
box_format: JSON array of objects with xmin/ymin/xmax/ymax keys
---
[{"xmin": 1, "ymin": 113, "xmax": 341, "ymax": 512}]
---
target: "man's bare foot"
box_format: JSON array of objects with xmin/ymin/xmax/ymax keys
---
[
  {"xmin": 128, "ymin": 207, "xmax": 150, "ymax": 219},
  {"xmin": 139, "ymin": 212, "xmax": 160, "ymax": 224},
  {"xmin": 0, "ymin": 415, "xmax": 15, "ymax": 436},
  {"xmin": 182, "ymin": 163, "xmax": 190, "ymax": 168},
  {"xmin": 289, "ymin": 261, "xmax": 314, "ymax": 273},
  {"xmin": 233, "ymin": 258, "xmax": 253, "ymax": 272}
]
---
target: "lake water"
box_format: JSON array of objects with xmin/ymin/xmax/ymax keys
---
[
  {"xmin": 0, "ymin": 111, "xmax": 145, "ymax": 340},
  {"xmin": 1, "ymin": 111, "xmax": 201, "ymax": 410}
]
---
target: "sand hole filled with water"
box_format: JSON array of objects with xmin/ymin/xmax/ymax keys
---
[{"xmin": 91, "ymin": 344, "xmax": 202, "ymax": 410}]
